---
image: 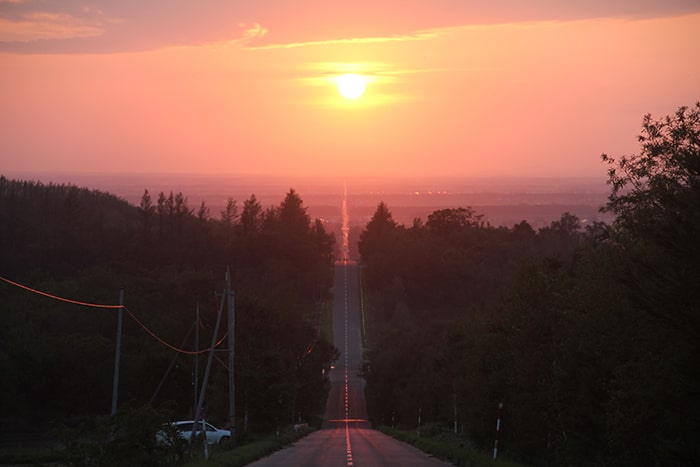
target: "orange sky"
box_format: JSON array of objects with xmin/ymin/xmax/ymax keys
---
[{"xmin": 1, "ymin": 1, "xmax": 699, "ymax": 180}]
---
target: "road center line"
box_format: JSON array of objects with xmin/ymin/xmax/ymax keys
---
[{"xmin": 343, "ymin": 262, "xmax": 353, "ymax": 466}]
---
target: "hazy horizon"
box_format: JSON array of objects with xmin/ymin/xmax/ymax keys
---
[{"xmin": 1, "ymin": 170, "xmax": 613, "ymax": 229}]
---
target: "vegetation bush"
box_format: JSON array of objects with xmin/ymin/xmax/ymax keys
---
[{"xmin": 379, "ymin": 426, "xmax": 524, "ymax": 467}]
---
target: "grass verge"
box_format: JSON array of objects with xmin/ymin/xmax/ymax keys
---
[
  {"xmin": 0, "ymin": 446, "xmax": 61, "ymax": 465},
  {"xmin": 184, "ymin": 427, "xmax": 313, "ymax": 467},
  {"xmin": 378, "ymin": 426, "xmax": 527, "ymax": 467}
]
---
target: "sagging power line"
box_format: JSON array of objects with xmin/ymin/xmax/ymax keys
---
[{"xmin": 0, "ymin": 275, "xmax": 226, "ymax": 355}]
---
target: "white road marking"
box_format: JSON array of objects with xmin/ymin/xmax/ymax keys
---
[{"xmin": 343, "ymin": 262, "xmax": 353, "ymax": 466}]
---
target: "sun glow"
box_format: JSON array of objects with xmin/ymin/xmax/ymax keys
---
[{"xmin": 336, "ymin": 74, "xmax": 367, "ymax": 99}]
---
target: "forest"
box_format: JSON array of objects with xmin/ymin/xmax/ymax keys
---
[
  {"xmin": 358, "ymin": 103, "xmax": 700, "ymax": 466},
  {"xmin": 0, "ymin": 181, "xmax": 338, "ymax": 440}
]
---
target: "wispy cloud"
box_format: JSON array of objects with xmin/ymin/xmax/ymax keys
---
[
  {"xmin": 242, "ymin": 29, "xmax": 437, "ymax": 50},
  {"xmin": 300, "ymin": 64, "xmax": 389, "ymax": 90},
  {"xmin": 299, "ymin": 61, "xmax": 480, "ymax": 90},
  {"xmin": 0, "ymin": 11, "xmax": 110, "ymax": 42},
  {"xmin": 229, "ymin": 22, "xmax": 268, "ymax": 47}
]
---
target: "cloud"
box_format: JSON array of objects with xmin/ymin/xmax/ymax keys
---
[
  {"xmin": 0, "ymin": 0, "xmax": 698, "ymax": 54},
  {"xmin": 229, "ymin": 22, "xmax": 268, "ymax": 46},
  {"xmin": 244, "ymin": 29, "xmax": 436, "ymax": 50},
  {"xmin": 0, "ymin": 11, "xmax": 108, "ymax": 42}
]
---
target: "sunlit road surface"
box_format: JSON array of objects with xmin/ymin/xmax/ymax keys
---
[{"xmin": 248, "ymin": 261, "xmax": 450, "ymax": 466}]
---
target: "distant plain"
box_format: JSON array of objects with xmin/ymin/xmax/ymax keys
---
[{"xmin": 4, "ymin": 171, "xmax": 613, "ymax": 230}]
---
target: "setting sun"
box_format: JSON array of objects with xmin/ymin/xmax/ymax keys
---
[{"xmin": 336, "ymin": 73, "xmax": 367, "ymax": 99}]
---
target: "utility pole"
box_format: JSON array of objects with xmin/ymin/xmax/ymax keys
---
[
  {"xmin": 111, "ymin": 288, "xmax": 124, "ymax": 416},
  {"xmin": 193, "ymin": 289, "xmax": 226, "ymax": 442},
  {"xmin": 194, "ymin": 303, "xmax": 199, "ymax": 415},
  {"xmin": 193, "ymin": 270, "xmax": 235, "ymax": 448},
  {"xmin": 226, "ymin": 267, "xmax": 235, "ymax": 441}
]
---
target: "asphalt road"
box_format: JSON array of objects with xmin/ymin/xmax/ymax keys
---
[{"xmin": 248, "ymin": 261, "xmax": 450, "ymax": 466}]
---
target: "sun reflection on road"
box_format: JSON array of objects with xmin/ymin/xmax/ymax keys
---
[{"xmin": 342, "ymin": 182, "xmax": 349, "ymax": 261}]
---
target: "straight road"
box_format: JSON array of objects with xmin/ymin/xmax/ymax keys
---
[{"xmin": 248, "ymin": 261, "xmax": 450, "ymax": 466}]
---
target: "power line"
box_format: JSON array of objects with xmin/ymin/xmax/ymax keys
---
[
  {"xmin": 0, "ymin": 275, "xmax": 226, "ymax": 355},
  {"xmin": 0, "ymin": 276, "xmax": 122, "ymax": 309},
  {"xmin": 124, "ymin": 306, "xmax": 223, "ymax": 355}
]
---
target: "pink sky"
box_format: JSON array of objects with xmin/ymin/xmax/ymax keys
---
[{"xmin": 1, "ymin": 1, "xmax": 699, "ymax": 180}]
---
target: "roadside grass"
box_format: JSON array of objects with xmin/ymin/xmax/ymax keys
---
[
  {"xmin": 379, "ymin": 426, "xmax": 527, "ymax": 467},
  {"xmin": 0, "ymin": 428, "xmax": 312, "ymax": 467},
  {"xmin": 0, "ymin": 446, "xmax": 61, "ymax": 465},
  {"xmin": 184, "ymin": 426, "xmax": 314, "ymax": 467}
]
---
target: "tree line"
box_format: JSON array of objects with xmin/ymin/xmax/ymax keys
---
[
  {"xmin": 0, "ymin": 182, "xmax": 337, "ymax": 435},
  {"xmin": 358, "ymin": 103, "xmax": 700, "ymax": 466}
]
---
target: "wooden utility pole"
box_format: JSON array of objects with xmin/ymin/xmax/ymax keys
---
[
  {"xmin": 111, "ymin": 288, "xmax": 124, "ymax": 416},
  {"xmin": 193, "ymin": 287, "xmax": 226, "ymax": 439},
  {"xmin": 193, "ymin": 269, "xmax": 235, "ymax": 447},
  {"xmin": 226, "ymin": 267, "xmax": 235, "ymax": 440},
  {"xmin": 194, "ymin": 303, "xmax": 199, "ymax": 415}
]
